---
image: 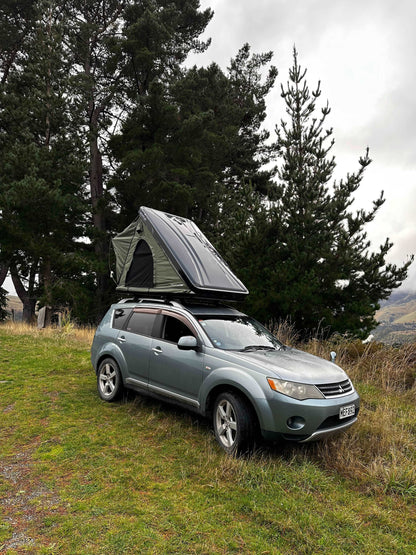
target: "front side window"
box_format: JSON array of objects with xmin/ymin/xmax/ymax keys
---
[
  {"xmin": 197, "ymin": 316, "xmax": 282, "ymax": 351},
  {"xmin": 160, "ymin": 315, "xmax": 195, "ymax": 344}
]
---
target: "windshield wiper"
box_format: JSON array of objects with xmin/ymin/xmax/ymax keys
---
[{"xmin": 239, "ymin": 345, "xmax": 277, "ymax": 352}]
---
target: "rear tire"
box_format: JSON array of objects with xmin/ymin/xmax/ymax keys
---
[
  {"xmin": 213, "ymin": 391, "xmax": 256, "ymax": 456},
  {"xmin": 97, "ymin": 358, "xmax": 124, "ymax": 402}
]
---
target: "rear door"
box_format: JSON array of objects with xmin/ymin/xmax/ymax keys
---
[
  {"xmin": 117, "ymin": 308, "xmax": 159, "ymax": 387},
  {"xmin": 148, "ymin": 311, "xmax": 204, "ymax": 407}
]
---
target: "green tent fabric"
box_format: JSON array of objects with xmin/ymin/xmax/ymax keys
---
[
  {"xmin": 112, "ymin": 207, "xmax": 248, "ymax": 299},
  {"xmin": 112, "ymin": 214, "xmax": 192, "ymax": 295}
]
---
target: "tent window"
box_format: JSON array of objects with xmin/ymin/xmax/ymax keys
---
[{"xmin": 125, "ymin": 240, "xmax": 154, "ymax": 288}]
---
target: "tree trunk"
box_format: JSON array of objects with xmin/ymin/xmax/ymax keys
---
[
  {"xmin": 0, "ymin": 263, "xmax": 8, "ymax": 287},
  {"xmin": 10, "ymin": 262, "xmax": 37, "ymax": 324},
  {"xmin": 89, "ymin": 115, "xmax": 110, "ymax": 319},
  {"xmin": 41, "ymin": 257, "xmax": 53, "ymax": 326},
  {"xmin": 90, "ymin": 126, "xmax": 105, "ymax": 237}
]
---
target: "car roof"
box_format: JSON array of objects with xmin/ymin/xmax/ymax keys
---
[
  {"xmin": 113, "ymin": 298, "xmax": 245, "ymax": 318},
  {"xmin": 182, "ymin": 303, "xmax": 245, "ymax": 317}
]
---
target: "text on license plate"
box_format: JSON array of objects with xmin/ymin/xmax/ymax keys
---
[{"xmin": 339, "ymin": 404, "xmax": 355, "ymax": 419}]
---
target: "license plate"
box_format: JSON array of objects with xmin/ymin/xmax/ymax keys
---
[{"xmin": 339, "ymin": 404, "xmax": 355, "ymax": 419}]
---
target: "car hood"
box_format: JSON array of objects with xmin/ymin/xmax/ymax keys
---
[{"xmin": 229, "ymin": 347, "xmax": 348, "ymax": 384}]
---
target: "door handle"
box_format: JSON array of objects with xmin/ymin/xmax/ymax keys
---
[
  {"xmin": 118, "ymin": 336, "xmax": 126, "ymax": 343},
  {"xmin": 152, "ymin": 346, "xmax": 162, "ymax": 355}
]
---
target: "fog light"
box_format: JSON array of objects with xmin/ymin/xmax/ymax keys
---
[{"xmin": 287, "ymin": 416, "xmax": 306, "ymax": 430}]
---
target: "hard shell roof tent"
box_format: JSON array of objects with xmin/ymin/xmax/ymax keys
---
[{"xmin": 112, "ymin": 206, "xmax": 248, "ymax": 301}]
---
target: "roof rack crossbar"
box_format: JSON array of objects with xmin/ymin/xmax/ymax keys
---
[{"xmin": 136, "ymin": 298, "xmax": 170, "ymax": 305}]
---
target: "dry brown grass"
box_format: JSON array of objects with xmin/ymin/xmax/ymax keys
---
[
  {"xmin": 0, "ymin": 321, "xmax": 95, "ymax": 345},
  {"xmin": 3, "ymin": 319, "xmax": 416, "ymax": 498},
  {"xmin": 304, "ymin": 337, "xmax": 416, "ymax": 497},
  {"xmin": 269, "ymin": 318, "xmax": 300, "ymax": 346},
  {"xmin": 269, "ymin": 321, "xmax": 416, "ymax": 497}
]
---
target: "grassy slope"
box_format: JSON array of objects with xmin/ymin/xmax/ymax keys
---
[
  {"xmin": 376, "ymin": 296, "xmax": 416, "ymax": 325},
  {"xmin": 395, "ymin": 310, "xmax": 416, "ymax": 324},
  {"xmin": 1, "ymin": 325, "xmax": 416, "ymax": 554}
]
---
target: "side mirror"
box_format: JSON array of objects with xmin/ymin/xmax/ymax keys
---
[
  {"xmin": 178, "ymin": 336, "xmax": 198, "ymax": 350},
  {"xmin": 330, "ymin": 351, "xmax": 337, "ymax": 363}
]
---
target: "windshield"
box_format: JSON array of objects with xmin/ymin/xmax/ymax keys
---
[{"xmin": 197, "ymin": 316, "xmax": 283, "ymax": 351}]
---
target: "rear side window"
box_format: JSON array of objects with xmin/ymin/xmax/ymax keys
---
[
  {"xmin": 112, "ymin": 308, "xmax": 132, "ymax": 330},
  {"xmin": 125, "ymin": 311, "xmax": 157, "ymax": 336}
]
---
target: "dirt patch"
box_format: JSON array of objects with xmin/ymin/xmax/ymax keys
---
[{"xmin": 0, "ymin": 448, "xmax": 65, "ymax": 552}]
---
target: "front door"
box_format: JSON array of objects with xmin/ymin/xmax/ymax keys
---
[{"xmin": 148, "ymin": 312, "xmax": 204, "ymax": 407}]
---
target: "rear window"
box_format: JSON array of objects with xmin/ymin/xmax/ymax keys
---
[{"xmin": 125, "ymin": 311, "xmax": 157, "ymax": 336}]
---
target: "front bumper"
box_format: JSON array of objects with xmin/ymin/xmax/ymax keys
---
[{"xmin": 258, "ymin": 389, "xmax": 360, "ymax": 442}]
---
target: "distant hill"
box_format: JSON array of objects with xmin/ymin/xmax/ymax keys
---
[
  {"xmin": 6, "ymin": 292, "xmax": 416, "ymax": 343},
  {"xmin": 5, "ymin": 295, "xmax": 23, "ymax": 321},
  {"xmin": 374, "ymin": 291, "xmax": 416, "ymax": 344}
]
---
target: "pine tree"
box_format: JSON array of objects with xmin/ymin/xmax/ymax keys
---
[
  {"xmin": 66, "ymin": 0, "xmax": 212, "ymax": 317},
  {"xmin": 0, "ymin": 0, "xmax": 36, "ymax": 286},
  {"xmin": 0, "ymin": 0, "xmax": 36, "ymax": 85},
  {"xmin": 0, "ymin": 1, "xmax": 87, "ymax": 323},
  {"xmin": 111, "ymin": 43, "xmax": 277, "ymax": 250},
  {"xmin": 243, "ymin": 49, "xmax": 413, "ymax": 337}
]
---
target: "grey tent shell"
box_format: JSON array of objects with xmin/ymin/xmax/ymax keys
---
[{"xmin": 112, "ymin": 207, "xmax": 248, "ymax": 300}]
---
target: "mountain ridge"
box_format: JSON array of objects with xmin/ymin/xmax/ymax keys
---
[{"xmin": 374, "ymin": 290, "xmax": 416, "ymax": 343}]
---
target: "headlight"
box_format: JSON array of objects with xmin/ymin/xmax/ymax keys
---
[{"xmin": 267, "ymin": 377, "xmax": 324, "ymax": 400}]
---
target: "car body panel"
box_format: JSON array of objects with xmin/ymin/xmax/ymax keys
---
[
  {"xmin": 148, "ymin": 337, "xmax": 204, "ymax": 402},
  {"xmin": 91, "ymin": 300, "xmax": 360, "ymax": 444},
  {"xmin": 117, "ymin": 329, "xmax": 152, "ymax": 383},
  {"xmin": 234, "ymin": 347, "xmax": 347, "ymax": 384}
]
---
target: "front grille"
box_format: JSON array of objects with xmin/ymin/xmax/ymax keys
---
[
  {"xmin": 316, "ymin": 379, "xmax": 353, "ymax": 398},
  {"xmin": 317, "ymin": 409, "xmax": 359, "ymax": 430}
]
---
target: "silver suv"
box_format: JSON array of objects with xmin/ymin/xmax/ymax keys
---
[{"xmin": 91, "ymin": 298, "xmax": 360, "ymax": 455}]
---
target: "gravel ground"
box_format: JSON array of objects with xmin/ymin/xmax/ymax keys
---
[{"xmin": 1, "ymin": 448, "xmax": 63, "ymax": 553}]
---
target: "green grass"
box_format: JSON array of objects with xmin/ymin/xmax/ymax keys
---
[{"xmin": 1, "ymin": 326, "xmax": 416, "ymax": 554}]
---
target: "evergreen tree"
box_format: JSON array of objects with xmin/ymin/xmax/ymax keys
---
[
  {"xmin": 0, "ymin": 1, "xmax": 88, "ymax": 323},
  {"xmin": 242, "ymin": 49, "xmax": 412, "ymax": 337},
  {"xmin": 0, "ymin": 0, "xmax": 213, "ymax": 322},
  {"xmin": 0, "ymin": 0, "xmax": 36, "ymax": 285},
  {"xmin": 111, "ymin": 44, "xmax": 277, "ymax": 248},
  {"xmin": 0, "ymin": 0, "xmax": 36, "ymax": 85},
  {"xmin": 66, "ymin": 0, "xmax": 212, "ymax": 317}
]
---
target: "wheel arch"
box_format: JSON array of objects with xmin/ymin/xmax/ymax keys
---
[
  {"xmin": 206, "ymin": 384, "xmax": 259, "ymax": 426},
  {"xmin": 200, "ymin": 367, "xmax": 276, "ymax": 434},
  {"xmin": 94, "ymin": 344, "xmax": 127, "ymax": 379},
  {"xmin": 203, "ymin": 380, "xmax": 265, "ymax": 432}
]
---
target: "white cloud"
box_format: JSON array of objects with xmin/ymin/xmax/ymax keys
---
[{"xmin": 190, "ymin": 0, "xmax": 416, "ymax": 290}]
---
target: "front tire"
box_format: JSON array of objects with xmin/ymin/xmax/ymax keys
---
[
  {"xmin": 97, "ymin": 358, "xmax": 124, "ymax": 402},
  {"xmin": 213, "ymin": 391, "xmax": 256, "ymax": 456}
]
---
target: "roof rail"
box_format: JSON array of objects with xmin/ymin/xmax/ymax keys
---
[
  {"xmin": 136, "ymin": 298, "xmax": 168, "ymax": 304},
  {"xmin": 135, "ymin": 298, "xmax": 186, "ymax": 310}
]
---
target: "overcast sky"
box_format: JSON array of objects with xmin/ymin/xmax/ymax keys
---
[
  {"xmin": 3, "ymin": 0, "xmax": 415, "ymax": 296},
  {"xmin": 188, "ymin": 0, "xmax": 416, "ymax": 291}
]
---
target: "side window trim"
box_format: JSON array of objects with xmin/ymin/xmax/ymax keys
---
[
  {"xmin": 160, "ymin": 310, "xmax": 199, "ymax": 338},
  {"xmin": 155, "ymin": 310, "xmax": 198, "ymax": 344}
]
